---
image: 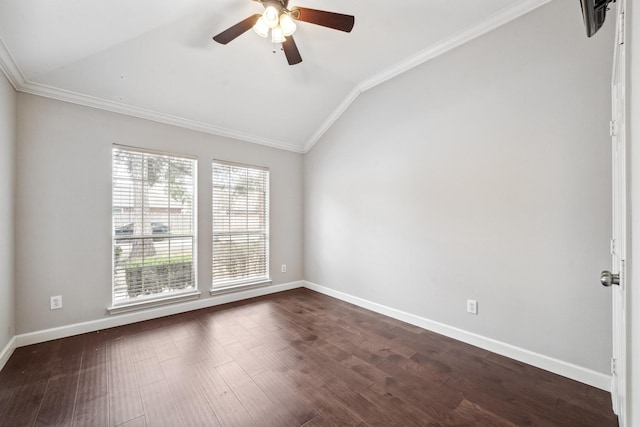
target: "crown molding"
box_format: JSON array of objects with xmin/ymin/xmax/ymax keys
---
[
  {"xmin": 301, "ymin": 0, "xmax": 551, "ymax": 153},
  {"xmin": 0, "ymin": 36, "xmax": 305, "ymax": 154},
  {"xmin": 302, "ymin": 86, "xmax": 361, "ymax": 153},
  {"xmin": 0, "ymin": 37, "xmax": 26, "ymax": 90},
  {"xmin": 358, "ymin": 0, "xmax": 552, "ymax": 92},
  {"xmin": 18, "ymin": 81, "xmax": 306, "ymax": 153},
  {"xmin": 1, "ymin": 0, "xmax": 550, "ymax": 155}
]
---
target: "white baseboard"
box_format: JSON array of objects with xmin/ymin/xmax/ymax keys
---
[
  {"xmin": 0, "ymin": 336, "xmax": 16, "ymax": 371},
  {"xmin": 14, "ymin": 281, "xmax": 304, "ymax": 348},
  {"xmin": 303, "ymin": 281, "xmax": 612, "ymax": 391},
  {"xmin": 6, "ymin": 279, "xmax": 612, "ymax": 392}
]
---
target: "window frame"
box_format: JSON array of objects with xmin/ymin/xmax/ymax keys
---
[
  {"xmin": 211, "ymin": 159, "xmax": 270, "ymax": 293},
  {"xmin": 109, "ymin": 145, "xmax": 199, "ymax": 313}
]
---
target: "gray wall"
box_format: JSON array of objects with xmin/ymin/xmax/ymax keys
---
[
  {"xmin": 304, "ymin": 0, "xmax": 614, "ymax": 374},
  {"xmin": 15, "ymin": 94, "xmax": 303, "ymax": 334},
  {"xmin": 0, "ymin": 72, "xmax": 15, "ymax": 351}
]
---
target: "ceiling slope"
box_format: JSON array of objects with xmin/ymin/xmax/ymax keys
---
[{"xmin": 0, "ymin": 0, "xmax": 551, "ymax": 153}]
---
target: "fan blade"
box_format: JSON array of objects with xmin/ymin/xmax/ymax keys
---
[
  {"xmin": 282, "ymin": 36, "xmax": 302, "ymax": 65},
  {"xmin": 213, "ymin": 14, "xmax": 261, "ymax": 44},
  {"xmin": 290, "ymin": 7, "xmax": 354, "ymax": 32}
]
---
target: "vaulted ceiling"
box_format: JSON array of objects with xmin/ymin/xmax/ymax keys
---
[{"xmin": 0, "ymin": 0, "xmax": 549, "ymax": 152}]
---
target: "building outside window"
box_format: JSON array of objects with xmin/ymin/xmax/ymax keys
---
[
  {"xmin": 112, "ymin": 146, "xmax": 197, "ymax": 306},
  {"xmin": 212, "ymin": 160, "xmax": 269, "ymax": 290}
]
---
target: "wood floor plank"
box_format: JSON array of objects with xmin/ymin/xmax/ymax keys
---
[
  {"xmin": 128, "ymin": 334, "xmax": 157, "ymax": 363},
  {"xmin": 453, "ymin": 398, "xmax": 519, "ymax": 426},
  {"xmin": 134, "ymin": 355, "xmax": 165, "ymax": 387},
  {"xmin": 193, "ymin": 359, "xmax": 254, "ymax": 427},
  {"xmin": 76, "ymin": 336, "xmax": 108, "ymax": 405},
  {"xmin": 34, "ymin": 372, "xmax": 80, "ymax": 427},
  {"xmin": 342, "ymin": 355, "xmax": 442, "ymax": 425},
  {"xmin": 76, "ymin": 365, "xmax": 108, "ymax": 404},
  {"xmin": 282, "ymin": 367, "xmax": 368, "ymax": 426},
  {"xmin": 441, "ymin": 378, "xmax": 565, "ymax": 426},
  {"xmin": 164, "ymin": 367, "xmax": 222, "ymax": 427},
  {"xmin": 224, "ymin": 341, "xmax": 267, "ymax": 377},
  {"xmin": 108, "ymin": 339, "xmax": 144, "ymax": 427},
  {"xmin": 251, "ymin": 369, "xmax": 318, "ymax": 425},
  {"xmin": 139, "ymin": 379, "xmax": 184, "ymax": 427},
  {"xmin": 202, "ymin": 339, "xmax": 235, "ymax": 367},
  {"xmin": 320, "ymin": 376, "xmax": 399, "ymax": 425},
  {"xmin": 0, "ymin": 288, "xmax": 618, "ymax": 427},
  {"xmin": 0, "ymin": 380, "xmax": 48, "ymax": 426},
  {"xmin": 72, "ymin": 395, "xmax": 109, "ymax": 427},
  {"xmin": 154, "ymin": 340, "xmax": 180, "ymax": 364},
  {"xmin": 0, "ymin": 354, "xmax": 30, "ymax": 390},
  {"xmin": 116, "ymin": 415, "xmax": 147, "ymax": 427},
  {"xmin": 216, "ymin": 360, "xmax": 289, "ymax": 426},
  {"xmin": 0, "ymin": 387, "xmax": 14, "ymax": 417},
  {"xmin": 21, "ymin": 340, "xmax": 62, "ymax": 385},
  {"xmin": 248, "ymin": 339, "xmax": 302, "ymax": 373}
]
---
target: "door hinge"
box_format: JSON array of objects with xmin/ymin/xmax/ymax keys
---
[
  {"xmin": 611, "ymin": 239, "xmax": 616, "ymax": 255},
  {"xmin": 618, "ymin": 11, "xmax": 625, "ymax": 45},
  {"xmin": 610, "ymin": 120, "xmax": 617, "ymax": 137},
  {"xmin": 611, "ymin": 358, "xmax": 617, "ymax": 375}
]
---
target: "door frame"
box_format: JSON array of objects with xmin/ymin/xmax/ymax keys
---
[{"xmin": 610, "ymin": 0, "xmax": 627, "ymax": 423}]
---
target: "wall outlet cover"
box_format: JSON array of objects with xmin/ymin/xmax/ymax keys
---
[
  {"xmin": 467, "ymin": 299, "xmax": 478, "ymax": 315},
  {"xmin": 50, "ymin": 295, "xmax": 62, "ymax": 310}
]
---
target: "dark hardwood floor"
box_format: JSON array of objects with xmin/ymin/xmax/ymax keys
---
[{"xmin": 0, "ymin": 288, "xmax": 618, "ymax": 426}]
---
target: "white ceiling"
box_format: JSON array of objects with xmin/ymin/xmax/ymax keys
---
[{"xmin": 0, "ymin": 0, "xmax": 549, "ymax": 153}]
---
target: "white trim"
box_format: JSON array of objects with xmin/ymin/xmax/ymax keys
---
[
  {"xmin": 14, "ymin": 281, "xmax": 303, "ymax": 348},
  {"xmin": 0, "ymin": 37, "xmax": 25, "ymax": 90},
  {"xmin": 108, "ymin": 290, "xmax": 202, "ymax": 315},
  {"xmin": 358, "ymin": 0, "xmax": 552, "ymax": 92},
  {"xmin": 0, "ymin": 36, "xmax": 301, "ymax": 152},
  {"xmin": 212, "ymin": 158, "xmax": 269, "ymax": 171},
  {"xmin": 0, "ymin": 336, "xmax": 17, "ymax": 371},
  {"xmin": 303, "ymin": 87, "xmax": 361, "ymax": 153},
  {"xmin": 301, "ymin": 0, "xmax": 552, "ymax": 153},
  {"xmin": 6, "ymin": 278, "xmax": 612, "ymax": 392},
  {"xmin": 303, "ymin": 281, "xmax": 612, "ymax": 391},
  {"xmin": 17, "ymin": 80, "xmax": 305, "ymax": 153},
  {"xmin": 0, "ymin": 2, "xmax": 550, "ymax": 155},
  {"xmin": 210, "ymin": 279, "xmax": 273, "ymax": 296},
  {"xmin": 113, "ymin": 143, "xmax": 199, "ymax": 160}
]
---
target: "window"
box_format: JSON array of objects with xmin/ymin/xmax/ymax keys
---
[
  {"xmin": 212, "ymin": 160, "xmax": 269, "ymax": 290},
  {"xmin": 112, "ymin": 146, "xmax": 197, "ymax": 306}
]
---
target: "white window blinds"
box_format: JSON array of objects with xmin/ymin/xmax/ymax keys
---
[
  {"xmin": 212, "ymin": 160, "xmax": 269, "ymax": 288},
  {"xmin": 112, "ymin": 146, "xmax": 197, "ymax": 303}
]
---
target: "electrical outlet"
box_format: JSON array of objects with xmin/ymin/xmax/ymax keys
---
[
  {"xmin": 281, "ymin": 264, "xmax": 287, "ymax": 273},
  {"xmin": 467, "ymin": 299, "xmax": 478, "ymax": 315},
  {"xmin": 51, "ymin": 295, "xmax": 62, "ymax": 310}
]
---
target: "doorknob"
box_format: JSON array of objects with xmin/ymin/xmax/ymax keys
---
[{"xmin": 600, "ymin": 270, "xmax": 620, "ymax": 287}]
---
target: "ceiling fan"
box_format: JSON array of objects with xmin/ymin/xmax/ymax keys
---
[{"xmin": 212, "ymin": 0, "xmax": 355, "ymax": 65}]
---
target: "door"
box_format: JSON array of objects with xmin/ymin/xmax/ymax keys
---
[{"xmin": 606, "ymin": 0, "xmax": 627, "ymax": 423}]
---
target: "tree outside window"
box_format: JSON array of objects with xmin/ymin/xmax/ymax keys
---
[{"xmin": 112, "ymin": 147, "xmax": 197, "ymax": 303}]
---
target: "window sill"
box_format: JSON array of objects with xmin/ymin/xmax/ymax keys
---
[
  {"xmin": 108, "ymin": 290, "xmax": 202, "ymax": 315},
  {"xmin": 210, "ymin": 279, "xmax": 272, "ymax": 296}
]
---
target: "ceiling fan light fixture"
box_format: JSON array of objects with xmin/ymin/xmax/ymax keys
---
[
  {"xmin": 253, "ymin": 16, "xmax": 269, "ymax": 37},
  {"xmin": 271, "ymin": 26, "xmax": 285, "ymax": 43},
  {"xmin": 279, "ymin": 13, "xmax": 296, "ymax": 36},
  {"xmin": 212, "ymin": 1, "xmax": 355, "ymax": 66},
  {"xmin": 263, "ymin": 6, "xmax": 280, "ymax": 28}
]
